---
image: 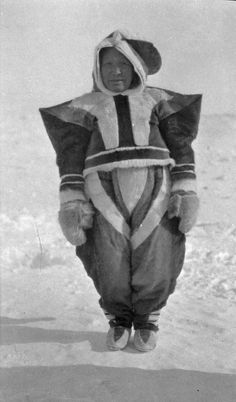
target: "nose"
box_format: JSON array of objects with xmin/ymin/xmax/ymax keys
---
[{"xmin": 113, "ymin": 65, "xmax": 122, "ymax": 75}]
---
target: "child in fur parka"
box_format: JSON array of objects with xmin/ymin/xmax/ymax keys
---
[{"xmin": 40, "ymin": 30, "xmax": 202, "ymax": 352}]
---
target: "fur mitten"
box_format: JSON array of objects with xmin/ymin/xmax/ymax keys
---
[
  {"xmin": 58, "ymin": 200, "xmax": 94, "ymax": 246},
  {"xmin": 168, "ymin": 191, "xmax": 199, "ymax": 233}
]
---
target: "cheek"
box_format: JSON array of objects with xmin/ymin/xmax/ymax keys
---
[
  {"xmin": 127, "ymin": 69, "xmax": 134, "ymax": 83},
  {"xmin": 101, "ymin": 68, "xmax": 108, "ymax": 82}
]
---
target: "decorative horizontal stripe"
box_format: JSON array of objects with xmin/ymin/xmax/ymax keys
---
[
  {"xmin": 148, "ymin": 320, "xmax": 159, "ymax": 324},
  {"xmin": 60, "ymin": 182, "xmax": 85, "ymax": 190},
  {"xmin": 148, "ymin": 314, "xmax": 161, "ymax": 319},
  {"xmin": 60, "ymin": 180, "xmax": 84, "ymax": 184},
  {"xmin": 85, "ymin": 147, "xmax": 171, "ymax": 170},
  {"xmin": 60, "ymin": 174, "xmax": 84, "ymax": 180},
  {"xmin": 60, "ymin": 175, "xmax": 84, "ymax": 187},
  {"xmin": 61, "ymin": 180, "xmax": 84, "ymax": 187},
  {"xmin": 148, "ymin": 309, "xmax": 161, "ymax": 321},
  {"xmin": 149, "ymin": 309, "xmax": 161, "ymax": 314},
  {"xmin": 104, "ymin": 314, "xmax": 115, "ymax": 321},
  {"xmin": 171, "ymin": 166, "xmax": 195, "ymax": 173},
  {"xmin": 85, "ymin": 146, "xmax": 169, "ymax": 161},
  {"xmin": 85, "ymin": 171, "xmax": 130, "ymax": 239},
  {"xmin": 102, "ymin": 309, "xmax": 116, "ymax": 321},
  {"xmin": 171, "ymin": 170, "xmax": 196, "ymax": 175},
  {"xmin": 61, "ymin": 177, "xmax": 84, "ymax": 185},
  {"xmin": 131, "ymin": 167, "xmax": 171, "ymax": 249},
  {"xmin": 175, "ymin": 163, "xmax": 195, "ymax": 167},
  {"xmin": 171, "ymin": 172, "xmax": 196, "ymax": 181},
  {"xmin": 148, "ymin": 319, "xmax": 160, "ymax": 325},
  {"xmin": 83, "ymin": 158, "xmax": 174, "ymax": 177}
]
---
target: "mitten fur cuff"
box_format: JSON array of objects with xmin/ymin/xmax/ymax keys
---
[
  {"xmin": 171, "ymin": 178, "xmax": 197, "ymax": 194},
  {"xmin": 59, "ymin": 189, "xmax": 87, "ymax": 204}
]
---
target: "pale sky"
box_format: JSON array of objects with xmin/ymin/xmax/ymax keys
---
[{"xmin": 1, "ymin": 0, "xmax": 236, "ymax": 114}]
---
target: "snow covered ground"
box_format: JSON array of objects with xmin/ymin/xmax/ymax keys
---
[{"xmin": 0, "ymin": 109, "xmax": 236, "ymax": 401}]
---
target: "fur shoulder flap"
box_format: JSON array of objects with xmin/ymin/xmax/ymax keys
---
[{"xmin": 146, "ymin": 86, "xmax": 202, "ymax": 122}]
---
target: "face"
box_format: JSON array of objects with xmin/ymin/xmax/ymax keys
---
[{"xmin": 100, "ymin": 47, "xmax": 134, "ymax": 93}]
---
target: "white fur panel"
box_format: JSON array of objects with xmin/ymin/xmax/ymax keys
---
[
  {"xmin": 116, "ymin": 167, "xmax": 148, "ymax": 214},
  {"xmin": 131, "ymin": 167, "xmax": 171, "ymax": 249},
  {"xmin": 85, "ymin": 172, "xmax": 130, "ymax": 238},
  {"xmin": 92, "ymin": 99, "xmax": 119, "ymax": 149},
  {"xmin": 128, "ymin": 93, "xmax": 157, "ymax": 145},
  {"xmin": 71, "ymin": 94, "xmax": 119, "ymax": 149}
]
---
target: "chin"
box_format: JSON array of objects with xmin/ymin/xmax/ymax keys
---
[{"xmin": 111, "ymin": 84, "xmax": 127, "ymax": 93}]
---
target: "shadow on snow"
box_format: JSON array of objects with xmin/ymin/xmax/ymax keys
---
[{"xmin": 0, "ymin": 365, "xmax": 236, "ymax": 402}]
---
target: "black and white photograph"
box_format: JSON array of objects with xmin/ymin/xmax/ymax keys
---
[{"xmin": 1, "ymin": 0, "xmax": 236, "ymax": 401}]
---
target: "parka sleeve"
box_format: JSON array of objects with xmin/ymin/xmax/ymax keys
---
[
  {"xmin": 156, "ymin": 89, "xmax": 202, "ymax": 183},
  {"xmin": 39, "ymin": 101, "xmax": 93, "ymax": 195}
]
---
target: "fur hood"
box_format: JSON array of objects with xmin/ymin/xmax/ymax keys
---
[{"xmin": 93, "ymin": 30, "xmax": 162, "ymax": 96}]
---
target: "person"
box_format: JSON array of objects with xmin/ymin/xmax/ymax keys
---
[{"xmin": 40, "ymin": 30, "xmax": 202, "ymax": 352}]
